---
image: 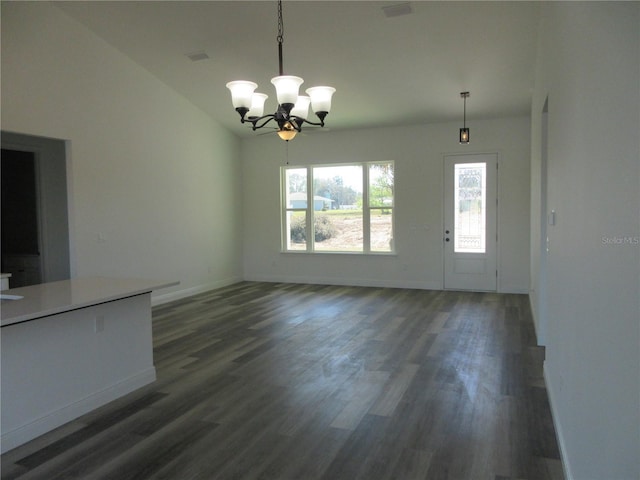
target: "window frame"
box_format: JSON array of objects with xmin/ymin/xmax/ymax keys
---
[{"xmin": 281, "ymin": 161, "xmax": 395, "ymax": 254}]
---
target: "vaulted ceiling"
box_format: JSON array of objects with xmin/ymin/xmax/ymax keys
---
[{"xmin": 57, "ymin": 1, "xmax": 541, "ymax": 137}]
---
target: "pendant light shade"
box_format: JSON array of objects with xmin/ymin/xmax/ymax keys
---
[{"xmin": 459, "ymin": 127, "xmax": 470, "ymax": 144}]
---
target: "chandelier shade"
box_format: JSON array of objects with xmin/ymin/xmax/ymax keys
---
[
  {"xmin": 226, "ymin": 80, "xmax": 258, "ymax": 109},
  {"xmin": 271, "ymin": 75, "xmax": 304, "ymax": 107},
  {"xmin": 247, "ymin": 93, "xmax": 269, "ymax": 119},
  {"xmin": 306, "ymin": 86, "xmax": 336, "ymax": 116},
  {"xmin": 226, "ymin": 0, "xmax": 335, "ymax": 141},
  {"xmin": 277, "ymin": 122, "xmax": 298, "ymax": 141},
  {"xmin": 290, "ymin": 95, "xmax": 310, "ymax": 120}
]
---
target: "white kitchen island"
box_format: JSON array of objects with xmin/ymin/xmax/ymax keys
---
[{"xmin": 0, "ymin": 276, "xmax": 177, "ymax": 453}]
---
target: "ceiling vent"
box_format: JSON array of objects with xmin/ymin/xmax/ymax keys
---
[
  {"xmin": 186, "ymin": 51, "xmax": 210, "ymax": 62},
  {"xmin": 382, "ymin": 2, "xmax": 412, "ymax": 18}
]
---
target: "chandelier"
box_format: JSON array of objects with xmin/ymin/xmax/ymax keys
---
[{"xmin": 226, "ymin": 0, "xmax": 335, "ymax": 141}]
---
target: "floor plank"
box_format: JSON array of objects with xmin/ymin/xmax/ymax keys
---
[{"xmin": 1, "ymin": 282, "xmax": 564, "ymax": 480}]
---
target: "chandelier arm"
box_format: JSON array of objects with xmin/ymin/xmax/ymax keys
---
[
  {"xmin": 251, "ymin": 115, "xmax": 278, "ymax": 130},
  {"xmin": 293, "ymin": 117, "xmax": 325, "ymax": 128}
]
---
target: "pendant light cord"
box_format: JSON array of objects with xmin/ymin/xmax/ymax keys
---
[
  {"xmin": 277, "ymin": 0, "xmax": 284, "ymax": 76},
  {"xmin": 285, "ymin": 138, "xmax": 290, "ymax": 165},
  {"xmin": 463, "ymin": 95, "xmax": 466, "ymax": 129}
]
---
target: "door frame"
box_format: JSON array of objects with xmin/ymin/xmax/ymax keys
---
[
  {"xmin": 1, "ymin": 132, "xmax": 71, "ymax": 284},
  {"xmin": 442, "ymin": 151, "xmax": 500, "ymax": 292},
  {"xmin": 537, "ymin": 100, "xmax": 549, "ymax": 345}
]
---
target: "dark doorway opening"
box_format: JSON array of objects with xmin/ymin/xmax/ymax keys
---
[
  {"xmin": 1, "ymin": 132, "xmax": 70, "ymax": 288},
  {"xmin": 1, "ymin": 149, "xmax": 42, "ymax": 287}
]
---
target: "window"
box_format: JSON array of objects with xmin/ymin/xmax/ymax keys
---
[{"xmin": 282, "ymin": 162, "xmax": 394, "ymax": 253}]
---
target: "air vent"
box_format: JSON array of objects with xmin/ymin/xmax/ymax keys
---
[
  {"xmin": 186, "ymin": 51, "xmax": 210, "ymax": 62},
  {"xmin": 382, "ymin": 2, "xmax": 412, "ymax": 18}
]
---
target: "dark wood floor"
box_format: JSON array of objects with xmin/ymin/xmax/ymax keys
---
[{"xmin": 2, "ymin": 282, "xmax": 564, "ymax": 480}]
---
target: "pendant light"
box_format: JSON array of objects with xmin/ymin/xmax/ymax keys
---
[{"xmin": 459, "ymin": 91, "xmax": 470, "ymax": 144}]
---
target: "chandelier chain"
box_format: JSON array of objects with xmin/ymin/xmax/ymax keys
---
[
  {"xmin": 277, "ymin": 0, "xmax": 284, "ymax": 45},
  {"xmin": 277, "ymin": 0, "xmax": 284, "ymax": 75}
]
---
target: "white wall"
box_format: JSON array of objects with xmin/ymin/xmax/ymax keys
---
[
  {"xmin": 1, "ymin": 2, "xmax": 244, "ymax": 301},
  {"xmin": 242, "ymin": 117, "xmax": 530, "ymax": 293},
  {"xmin": 530, "ymin": 3, "xmax": 640, "ymax": 479}
]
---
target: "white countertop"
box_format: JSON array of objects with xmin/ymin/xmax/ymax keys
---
[{"xmin": 0, "ymin": 276, "xmax": 178, "ymax": 327}]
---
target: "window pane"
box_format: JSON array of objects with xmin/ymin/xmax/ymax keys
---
[
  {"xmin": 313, "ymin": 165, "xmax": 362, "ymax": 210},
  {"xmin": 313, "ymin": 166, "xmax": 363, "ymax": 252},
  {"xmin": 370, "ymin": 208, "xmax": 393, "ymax": 252},
  {"xmin": 369, "ymin": 163, "xmax": 394, "ymax": 208},
  {"xmin": 314, "ymin": 211, "xmax": 363, "ymax": 252},
  {"xmin": 454, "ymin": 163, "xmax": 486, "ymax": 253},
  {"xmin": 286, "ymin": 168, "xmax": 307, "ymax": 208},
  {"xmin": 287, "ymin": 211, "xmax": 307, "ymax": 251}
]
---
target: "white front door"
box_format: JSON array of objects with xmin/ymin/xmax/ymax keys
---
[{"xmin": 443, "ymin": 154, "xmax": 497, "ymax": 291}]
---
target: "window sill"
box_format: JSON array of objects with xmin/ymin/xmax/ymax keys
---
[{"xmin": 280, "ymin": 250, "xmax": 397, "ymax": 256}]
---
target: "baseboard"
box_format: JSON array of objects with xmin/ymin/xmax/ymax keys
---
[
  {"xmin": 528, "ymin": 293, "xmax": 547, "ymax": 347},
  {"xmin": 151, "ymin": 276, "xmax": 243, "ymax": 306},
  {"xmin": 543, "ymin": 361, "xmax": 574, "ymax": 480},
  {"xmin": 243, "ymin": 273, "xmax": 442, "ymax": 291},
  {"xmin": 0, "ymin": 367, "xmax": 156, "ymax": 454},
  {"xmin": 498, "ymin": 286, "xmax": 529, "ymax": 294},
  {"xmin": 243, "ymin": 274, "xmax": 531, "ymax": 294}
]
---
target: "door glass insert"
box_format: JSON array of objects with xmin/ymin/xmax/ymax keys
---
[{"xmin": 454, "ymin": 162, "xmax": 486, "ymax": 253}]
